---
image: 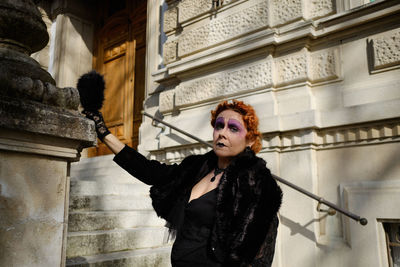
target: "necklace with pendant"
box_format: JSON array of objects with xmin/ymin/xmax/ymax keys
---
[{"xmin": 210, "ymin": 167, "xmax": 225, "ymax": 182}]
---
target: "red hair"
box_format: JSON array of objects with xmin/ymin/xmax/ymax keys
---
[{"xmin": 211, "ymin": 99, "xmax": 262, "ymax": 153}]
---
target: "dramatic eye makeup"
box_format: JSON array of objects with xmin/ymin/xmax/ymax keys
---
[
  {"xmin": 214, "ymin": 117, "xmax": 225, "ymax": 130},
  {"xmin": 227, "ymin": 119, "xmax": 245, "ymax": 133},
  {"xmin": 214, "ymin": 117, "xmax": 245, "ymax": 134}
]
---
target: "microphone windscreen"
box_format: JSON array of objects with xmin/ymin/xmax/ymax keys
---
[{"xmin": 77, "ymin": 70, "xmax": 105, "ymax": 111}]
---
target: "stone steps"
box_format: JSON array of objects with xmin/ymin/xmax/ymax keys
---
[
  {"xmin": 70, "ymin": 180, "xmax": 150, "ymax": 196},
  {"xmin": 71, "ymin": 154, "xmax": 115, "ymax": 170},
  {"xmin": 70, "ymin": 156, "xmax": 137, "ymax": 184},
  {"xmin": 66, "ymin": 246, "xmax": 171, "ymax": 267},
  {"xmin": 69, "ymin": 194, "xmax": 154, "ymax": 211},
  {"xmin": 68, "ymin": 210, "xmax": 165, "ymax": 232},
  {"xmin": 67, "ymin": 154, "xmax": 171, "ymax": 266},
  {"xmin": 71, "ymin": 173, "xmax": 141, "ymax": 184},
  {"xmin": 67, "ymin": 227, "xmax": 168, "ymax": 258}
]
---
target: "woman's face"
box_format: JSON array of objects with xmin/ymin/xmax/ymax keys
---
[{"xmin": 213, "ymin": 109, "xmax": 254, "ymax": 161}]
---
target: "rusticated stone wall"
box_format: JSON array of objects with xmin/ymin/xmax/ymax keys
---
[
  {"xmin": 177, "ymin": 1, "xmax": 269, "ymax": 58},
  {"xmin": 142, "ymin": 1, "xmax": 400, "ymax": 267},
  {"xmin": 160, "ymin": 47, "xmax": 340, "ymax": 112},
  {"xmin": 162, "ymin": 0, "xmax": 335, "ymax": 64},
  {"xmin": 370, "ymin": 28, "xmax": 400, "ymax": 71}
]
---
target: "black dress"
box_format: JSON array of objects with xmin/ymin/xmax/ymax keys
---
[
  {"xmin": 113, "ymin": 146, "xmax": 282, "ymax": 265},
  {"xmin": 171, "ymin": 188, "xmax": 222, "ymax": 267}
]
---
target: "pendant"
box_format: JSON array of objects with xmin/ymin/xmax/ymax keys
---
[{"xmin": 210, "ymin": 167, "xmax": 226, "ymax": 182}]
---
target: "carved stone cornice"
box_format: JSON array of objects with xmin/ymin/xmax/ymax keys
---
[
  {"xmin": 264, "ymin": 120, "xmax": 400, "ymax": 151},
  {"xmin": 148, "ymin": 119, "xmax": 400, "ymax": 162},
  {"xmin": 149, "ymin": 144, "xmax": 212, "ymax": 163}
]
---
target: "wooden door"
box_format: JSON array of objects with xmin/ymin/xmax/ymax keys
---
[{"xmin": 89, "ymin": 0, "xmax": 146, "ymax": 156}]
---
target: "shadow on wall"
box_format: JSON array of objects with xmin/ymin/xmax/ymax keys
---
[{"xmin": 279, "ymin": 214, "xmax": 329, "ymax": 244}]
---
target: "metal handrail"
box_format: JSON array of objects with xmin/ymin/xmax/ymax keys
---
[
  {"xmin": 271, "ymin": 175, "xmax": 367, "ymax": 225},
  {"xmin": 142, "ymin": 111, "xmax": 368, "ymax": 226}
]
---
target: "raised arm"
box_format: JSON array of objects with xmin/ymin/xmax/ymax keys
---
[
  {"xmin": 83, "ymin": 110, "xmax": 124, "ymax": 154},
  {"xmin": 103, "ymin": 133, "xmax": 124, "ymax": 154},
  {"xmin": 83, "ymin": 110, "xmax": 179, "ymax": 185}
]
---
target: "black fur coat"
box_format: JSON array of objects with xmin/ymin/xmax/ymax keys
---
[{"xmin": 114, "ymin": 146, "xmax": 282, "ymax": 266}]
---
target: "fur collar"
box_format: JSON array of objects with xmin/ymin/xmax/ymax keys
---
[
  {"xmin": 150, "ymin": 147, "xmax": 282, "ymax": 264},
  {"xmin": 213, "ymin": 147, "xmax": 282, "ymax": 263}
]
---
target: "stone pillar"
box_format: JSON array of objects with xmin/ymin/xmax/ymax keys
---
[{"xmin": 0, "ymin": 0, "xmax": 96, "ymax": 266}]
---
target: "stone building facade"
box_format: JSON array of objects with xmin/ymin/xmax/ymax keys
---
[
  {"xmin": 146, "ymin": 1, "xmax": 400, "ymax": 266},
  {"xmin": 27, "ymin": 0, "xmax": 400, "ymax": 266}
]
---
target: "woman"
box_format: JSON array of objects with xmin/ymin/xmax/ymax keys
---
[{"xmin": 84, "ymin": 99, "xmax": 282, "ymax": 266}]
